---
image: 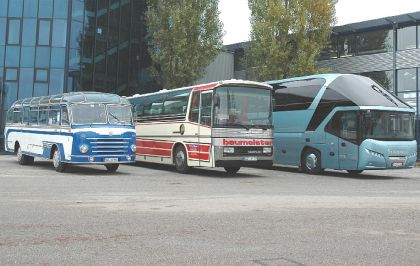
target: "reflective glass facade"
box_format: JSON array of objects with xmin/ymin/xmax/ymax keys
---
[{"xmin": 0, "ymin": 0, "xmax": 155, "ymax": 146}]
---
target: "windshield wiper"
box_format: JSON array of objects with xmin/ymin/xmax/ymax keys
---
[{"xmin": 108, "ymin": 111, "xmax": 123, "ymax": 124}]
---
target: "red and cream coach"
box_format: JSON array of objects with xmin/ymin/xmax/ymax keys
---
[{"xmin": 128, "ymin": 80, "xmax": 273, "ymax": 174}]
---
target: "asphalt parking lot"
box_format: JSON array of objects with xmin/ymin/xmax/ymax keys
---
[{"xmin": 0, "ymin": 154, "xmax": 420, "ymax": 265}]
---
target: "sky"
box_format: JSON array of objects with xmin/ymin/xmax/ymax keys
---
[{"xmin": 219, "ymin": 0, "xmax": 420, "ymax": 45}]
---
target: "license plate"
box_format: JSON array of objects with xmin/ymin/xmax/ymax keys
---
[
  {"xmin": 391, "ymin": 162, "xmax": 403, "ymax": 167},
  {"xmin": 244, "ymin": 156, "xmax": 257, "ymax": 161},
  {"xmin": 104, "ymin": 158, "xmax": 118, "ymax": 163}
]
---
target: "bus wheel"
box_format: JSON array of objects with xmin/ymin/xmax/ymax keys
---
[
  {"xmin": 302, "ymin": 149, "xmax": 323, "ymax": 174},
  {"xmin": 52, "ymin": 148, "xmax": 66, "ymax": 172},
  {"xmin": 105, "ymin": 164, "xmax": 119, "ymax": 173},
  {"xmin": 224, "ymin": 167, "xmax": 240, "ymax": 175},
  {"xmin": 17, "ymin": 147, "xmax": 34, "ymax": 165},
  {"xmin": 174, "ymin": 146, "xmax": 190, "ymax": 173},
  {"xmin": 347, "ymin": 170, "xmax": 363, "ymax": 175}
]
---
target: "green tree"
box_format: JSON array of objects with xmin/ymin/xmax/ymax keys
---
[
  {"xmin": 247, "ymin": 0, "xmax": 336, "ymax": 81},
  {"xmin": 146, "ymin": 0, "xmax": 223, "ymax": 89}
]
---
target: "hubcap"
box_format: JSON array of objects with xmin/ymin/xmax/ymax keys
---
[
  {"xmin": 176, "ymin": 150, "xmax": 185, "ymax": 166},
  {"xmin": 53, "ymin": 150, "xmax": 60, "ymax": 168},
  {"xmin": 305, "ymin": 153, "xmax": 317, "ymax": 170},
  {"xmin": 17, "ymin": 148, "xmax": 22, "ymax": 161}
]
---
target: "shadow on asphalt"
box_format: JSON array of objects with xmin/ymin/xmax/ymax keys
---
[
  {"xmin": 269, "ymin": 165, "xmax": 410, "ymax": 180},
  {"xmin": 130, "ymin": 161, "xmax": 264, "ymax": 178},
  {"xmin": 30, "ymin": 161, "xmax": 131, "ymax": 176}
]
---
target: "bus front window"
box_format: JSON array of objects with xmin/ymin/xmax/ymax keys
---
[
  {"xmin": 107, "ymin": 105, "xmax": 133, "ymax": 125},
  {"xmin": 362, "ymin": 111, "xmax": 415, "ymax": 141},
  {"xmin": 213, "ymin": 86, "xmax": 272, "ymax": 129},
  {"xmin": 71, "ymin": 104, "xmax": 107, "ymax": 124}
]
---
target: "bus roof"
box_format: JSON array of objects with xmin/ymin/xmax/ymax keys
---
[
  {"xmin": 10, "ymin": 92, "xmax": 129, "ymax": 108},
  {"xmin": 127, "ymin": 79, "xmax": 272, "ymax": 100},
  {"xmin": 266, "ymin": 73, "xmax": 342, "ymax": 85}
]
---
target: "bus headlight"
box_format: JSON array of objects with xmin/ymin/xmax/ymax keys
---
[
  {"xmin": 223, "ymin": 147, "xmax": 235, "ymax": 154},
  {"xmin": 263, "ymin": 147, "xmax": 272, "ymax": 154},
  {"xmin": 79, "ymin": 144, "xmax": 89, "ymax": 153},
  {"xmin": 130, "ymin": 144, "xmax": 136, "ymax": 152}
]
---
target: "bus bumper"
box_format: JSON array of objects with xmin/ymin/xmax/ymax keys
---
[
  {"xmin": 215, "ymin": 159, "xmax": 273, "ymax": 168},
  {"xmin": 69, "ymin": 154, "xmax": 136, "ymax": 164}
]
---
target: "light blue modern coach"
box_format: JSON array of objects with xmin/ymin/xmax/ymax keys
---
[
  {"xmin": 267, "ymin": 74, "xmax": 417, "ymax": 175},
  {"xmin": 4, "ymin": 92, "xmax": 136, "ymax": 172}
]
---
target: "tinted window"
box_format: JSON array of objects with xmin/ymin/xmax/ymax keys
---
[
  {"xmin": 38, "ymin": 0, "xmax": 53, "ymax": 18},
  {"xmin": 273, "ymin": 78, "xmax": 325, "ymax": 111},
  {"xmin": 8, "ymin": 0, "xmax": 23, "ymax": 17},
  {"xmin": 38, "ymin": 20, "xmax": 51, "ymax": 46},
  {"xmin": 189, "ymin": 91, "xmax": 200, "ymax": 123},
  {"xmin": 358, "ymin": 29, "xmax": 392, "ymax": 55},
  {"xmin": 397, "ymin": 26, "xmax": 416, "ymax": 50},
  {"xmin": 52, "ymin": 19, "xmax": 67, "ymax": 47},
  {"xmin": 24, "ymin": 0, "xmax": 38, "ymax": 17},
  {"xmin": 20, "ymin": 47, "xmax": 35, "ymax": 67},
  {"xmin": 5, "ymin": 68, "xmax": 18, "ymax": 81},
  {"xmin": 35, "ymin": 47, "xmax": 50, "ymax": 68},
  {"xmin": 200, "ymin": 92, "xmax": 212, "ymax": 126},
  {"xmin": 397, "ymin": 68, "xmax": 416, "ymax": 92},
  {"xmin": 7, "ymin": 19, "xmax": 21, "ymax": 45},
  {"xmin": 338, "ymin": 35, "xmax": 356, "ymax": 57},
  {"xmin": 35, "ymin": 69, "xmax": 49, "ymax": 82},
  {"xmin": 53, "ymin": 0, "xmax": 68, "ymax": 18},
  {"xmin": 0, "ymin": 18, "xmax": 5, "ymax": 45},
  {"xmin": 0, "ymin": 0, "xmax": 8, "ymax": 17},
  {"xmin": 5, "ymin": 46, "xmax": 20, "ymax": 67},
  {"xmin": 163, "ymin": 92, "xmax": 189, "ymax": 115},
  {"xmin": 325, "ymin": 111, "xmax": 358, "ymax": 143},
  {"xmin": 22, "ymin": 19, "xmax": 37, "ymax": 46}
]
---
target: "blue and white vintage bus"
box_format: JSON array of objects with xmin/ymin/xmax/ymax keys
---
[
  {"xmin": 267, "ymin": 74, "xmax": 417, "ymax": 175},
  {"xmin": 4, "ymin": 92, "xmax": 136, "ymax": 172}
]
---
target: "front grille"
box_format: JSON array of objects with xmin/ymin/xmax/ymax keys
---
[{"xmin": 87, "ymin": 137, "xmax": 130, "ymax": 155}]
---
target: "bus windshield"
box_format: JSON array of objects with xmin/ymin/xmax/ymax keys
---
[
  {"xmin": 362, "ymin": 111, "xmax": 415, "ymax": 141},
  {"xmin": 213, "ymin": 86, "xmax": 272, "ymax": 129},
  {"xmin": 71, "ymin": 104, "xmax": 132, "ymax": 125}
]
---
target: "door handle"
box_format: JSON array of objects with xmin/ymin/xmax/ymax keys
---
[{"xmin": 341, "ymin": 142, "xmax": 347, "ymax": 147}]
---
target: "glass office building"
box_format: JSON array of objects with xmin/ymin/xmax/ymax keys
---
[{"xmin": 1, "ymin": 0, "xmax": 155, "ymax": 147}]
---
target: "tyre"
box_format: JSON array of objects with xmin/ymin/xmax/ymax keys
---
[
  {"xmin": 17, "ymin": 146, "xmax": 34, "ymax": 165},
  {"xmin": 174, "ymin": 145, "xmax": 190, "ymax": 173},
  {"xmin": 347, "ymin": 170, "xmax": 363, "ymax": 175},
  {"xmin": 301, "ymin": 149, "xmax": 323, "ymax": 174},
  {"xmin": 105, "ymin": 163, "xmax": 119, "ymax": 173},
  {"xmin": 224, "ymin": 167, "xmax": 240, "ymax": 175},
  {"xmin": 52, "ymin": 148, "xmax": 66, "ymax": 172}
]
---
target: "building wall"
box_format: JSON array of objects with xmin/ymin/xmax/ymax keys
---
[{"xmin": 195, "ymin": 51, "xmax": 235, "ymax": 84}]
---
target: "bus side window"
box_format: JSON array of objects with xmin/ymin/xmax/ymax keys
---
[
  {"xmin": 6, "ymin": 109, "xmax": 13, "ymax": 124},
  {"xmin": 189, "ymin": 91, "xmax": 200, "ymax": 123},
  {"xmin": 150, "ymin": 102, "xmax": 163, "ymax": 115},
  {"xmin": 200, "ymin": 93, "xmax": 212, "ymax": 126},
  {"xmin": 29, "ymin": 107, "xmax": 39, "ymax": 125},
  {"xmin": 13, "ymin": 108, "xmax": 23, "ymax": 124},
  {"xmin": 325, "ymin": 112, "xmax": 341, "ymax": 137},
  {"xmin": 39, "ymin": 107, "xmax": 49, "ymax": 125},
  {"xmin": 49, "ymin": 105, "xmax": 60, "ymax": 126},
  {"xmin": 61, "ymin": 106, "xmax": 69, "ymax": 126},
  {"xmin": 23, "ymin": 107, "xmax": 30, "ymax": 125}
]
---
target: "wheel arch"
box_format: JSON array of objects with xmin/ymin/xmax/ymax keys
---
[
  {"xmin": 14, "ymin": 141, "xmax": 20, "ymax": 153},
  {"xmin": 300, "ymin": 146, "xmax": 322, "ymax": 167},
  {"xmin": 172, "ymin": 142, "xmax": 188, "ymax": 164}
]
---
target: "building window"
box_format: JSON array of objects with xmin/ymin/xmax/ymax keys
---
[
  {"xmin": 22, "ymin": 18, "xmax": 37, "ymax": 46},
  {"xmin": 397, "ymin": 68, "xmax": 417, "ymax": 111},
  {"xmin": 397, "ymin": 26, "xmax": 416, "ymax": 50},
  {"xmin": 357, "ymin": 29, "xmax": 393, "ymax": 55},
  {"xmin": 37, "ymin": 19, "xmax": 51, "ymax": 46},
  {"xmin": 52, "ymin": 19, "xmax": 67, "ymax": 47},
  {"xmin": 8, "ymin": 0, "xmax": 23, "ymax": 17},
  {"xmin": 338, "ymin": 35, "xmax": 356, "ymax": 57},
  {"xmin": 0, "ymin": 18, "xmax": 6, "ymax": 45},
  {"xmin": 7, "ymin": 19, "xmax": 21, "ymax": 45},
  {"xmin": 5, "ymin": 68, "xmax": 18, "ymax": 81},
  {"xmin": 23, "ymin": 0, "xmax": 39, "ymax": 18},
  {"xmin": 397, "ymin": 68, "xmax": 417, "ymax": 92},
  {"xmin": 53, "ymin": 0, "xmax": 68, "ymax": 19},
  {"xmin": 38, "ymin": 0, "xmax": 53, "ymax": 18},
  {"xmin": 35, "ymin": 69, "xmax": 49, "ymax": 82},
  {"xmin": 35, "ymin": 47, "xmax": 50, "ymax": 68},
  {"xmin": 320, "ymin": 36, "xmax": 338, "ymax": 60}
]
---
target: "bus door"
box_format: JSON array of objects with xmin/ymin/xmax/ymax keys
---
[
  {"xmin": 325, "ymin": 111, "xmax": 359, "ymax": 170},
  {"xmin": 198, "ymin": 91, "xmax": 212, "ymax": 165}
]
